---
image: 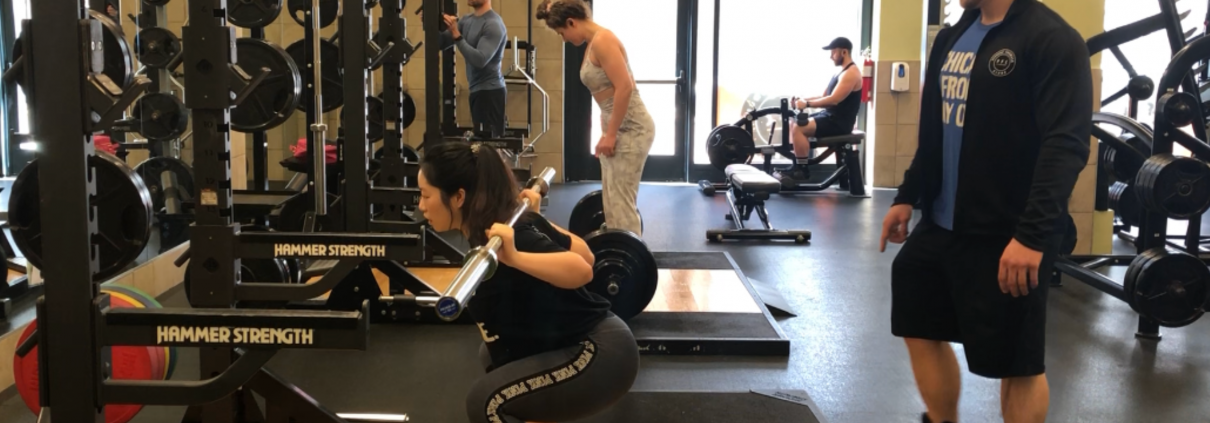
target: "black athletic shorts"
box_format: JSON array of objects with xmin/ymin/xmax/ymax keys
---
[
  {"xmin": 891, "ymin": 218, "xmax": 1063, "ymax": 379},
  {"xmin": 810, "ymin": 111, "xmax": 852, "ymax": 139},
  {"xmin": 469, "ymin": 88, "xmax": 507, "ymax": 137}
]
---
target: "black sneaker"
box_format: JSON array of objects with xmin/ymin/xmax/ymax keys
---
[
  {"xmin": 775, "ymin": 168, "xmax": 807, "ymax": 189},
  {"xmin": 921, "ymin": 412, "xmax": 954, "ymax": 423}
]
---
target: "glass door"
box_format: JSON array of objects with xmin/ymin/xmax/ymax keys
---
[{"xmin": 563, "ymin": 0, "xmax": 694, "ymax": 182}]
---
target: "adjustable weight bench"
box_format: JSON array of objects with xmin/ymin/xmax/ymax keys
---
[{"xmin": 707, "ymin": 164, "xmax": 811, "ymax": 244}]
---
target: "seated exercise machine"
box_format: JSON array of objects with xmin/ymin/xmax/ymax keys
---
[
  {"xmin": 706, "ymin": 164, "xmax": 811, "ymax": 244},
  {"xmin": 698, "ymin": 98, "xmax": 867, "ymax": 197}
]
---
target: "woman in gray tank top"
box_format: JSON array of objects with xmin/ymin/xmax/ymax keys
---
[{"xmin": 537, "ymin": 0, "xmax": 655, "ymax": 237}]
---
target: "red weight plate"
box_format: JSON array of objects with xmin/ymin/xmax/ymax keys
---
[
  {"xmin": 104, "ymin": 290, "xmax": 164, "ymax": 382},
  {"xmin": 13, "ymin": 319, "xmax": 153, "ymax": 423},
  {"xmin": 106, "ymin": 286, "xmax": 174, "ymax": 379},
  {"xmin": 102, "ymin": 286, "xmax": 169, "ymax": 380}
]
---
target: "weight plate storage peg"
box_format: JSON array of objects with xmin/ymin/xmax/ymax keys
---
[
  {"xmin": 707, "ymin": 125, "xmax": 756, "ymax": 171},
  {"xmin": 9, "ymin": 151, "xmax": 153, "ymax": 282},
  {"xmin": 1123, "ymin": 247, "xmax": 1210, "ymax": 328},
  {"xmin": 135, "ymin": 27, "xmax": 182, "ymax": 69},
  {"xmin": 583, "ymin": 229, "xmax": 659, "ymax": 321},
  {"xmin": 288, "ymin": 0, "xmax": 339, "ymax": 28},
  {"xmin": 1133, "ymin": 154, "xmax": 1210, "ymax": 219},
  {"xmin": 232, "ymin": 38, "xmax": 303, "ymax": 132},
  {"xmin": 228, "ymin": 0, "xmax": 284, "ymax": 28},
  {"xmin": 182, "ymin": 226, "xmax": 293, "ymax": 308},
  {"xmin": 286, "ymin": 39, "xmax": 344, "ymax": 112},
  {"xmin": 131, "ymin": 92, "xmax": 189, "ymax": 141},
  {"xmin": 569, "ymin": 190, "xmax": 643, "ymax": 238},
  {"xmin": 134, "ymin": 157, "xmax": 196, "ymax": 214}
]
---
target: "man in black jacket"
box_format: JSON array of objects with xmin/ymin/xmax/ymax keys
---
[{"xmin": 879, "ymin": 0, "xmax": 1091, "ymax": 422}]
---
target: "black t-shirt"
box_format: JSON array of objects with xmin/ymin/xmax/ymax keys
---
[{"xmin": 467, "ymin": 212, "xmax": 612, "ymax": 367}]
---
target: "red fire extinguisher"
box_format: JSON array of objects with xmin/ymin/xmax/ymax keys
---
[{"xmin": 862, "ymin": 48, "xmax": 874, "ymax": 103}]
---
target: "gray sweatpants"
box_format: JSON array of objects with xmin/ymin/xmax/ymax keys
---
[
  {"xmin": 598, "ymin": 93, "xmax": 655, "ymax": 237},
  {"xmin": 465, "ymin": 314, "xmax": 639, "ymax": 423}
]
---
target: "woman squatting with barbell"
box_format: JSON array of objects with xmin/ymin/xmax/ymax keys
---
[{"xmin": 416, "ymin": 142, "xmax": 640, "ymax": 423}]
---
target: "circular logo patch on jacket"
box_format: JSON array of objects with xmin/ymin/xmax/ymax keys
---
[{"xmin": 989, "ymin": 49, "xmax": 1017, "ymax": 77}]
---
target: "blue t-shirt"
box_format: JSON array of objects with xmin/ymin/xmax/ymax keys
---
[{"xmin": 932, "ymin": 20, "xmax": 1000, "ymax": 230}]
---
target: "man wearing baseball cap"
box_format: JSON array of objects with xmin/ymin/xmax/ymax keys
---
[{"xmin": 779, "ymin": 36, "xmax": 863, "ymax": 187}]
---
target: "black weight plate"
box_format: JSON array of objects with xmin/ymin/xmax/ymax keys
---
[
  {"xmin": 707, "ymin": 125, "xmax": 755, "ymax": 171},
  {"xmin": 368, "ymin": 95, "xmax": 385, "ymax": 142},
  {"xmin": 232, "ymin": 38, "xmax": 302, "ymax": 132},
  {"xmin": 1134, "ymin": 154, "xmax": 1210, "ymax": 219},
  {"xmin": 229, "ymin": 0, "xmax": 284, "ymax": 28},
  {"xmin": 1102, "ymin": 134, "xmax": 1151, "ymax": 182},
  {"xmin": 285, "ymin": 39, "xmax": 344, "ymax": 112},
  {"xmin": 1108, "ymin": 182, "xmax": 1142, "ymax": 227},
  {"xmin": 288, "ymin": 0, "xmax": 339, "ymax": 28},
  {"xmin": 583, "ymin": 229, "xmax": 658, "ymax": 321},
  {"xmin": 273, "ymin": 192, "xmax": 342, "ymax": 233},
  {"xmin": 402, "ymin": 91, "xmax": 417, "ymax": 129},
  {"xmin": 134, "ymin": 157, "xmax": 195, "ymax": 214},
  {"xmin": 135, "ymin": 27, "xmax": 182, "ymax": 69},
  {"xmin": 1128, "ymin": 248, "xmax": 1210, "ymax": 327},
  {"xmin": 89, "ymin": 10, "xmax": 135, "ymax": 89},
  {"xmin": 131, "ymin": 92, "xmax": 189, "ymax": 141},
  {"xmin": 568, "ymin": 190, "xmax": 643, "ymax": 238},
  {"xmin": 373, "ymin": 143, "xmax": 420, "ymax": 161},
  {"xmin": 9, "ymin": 151, "xmax": 152, "ymax": 281}
]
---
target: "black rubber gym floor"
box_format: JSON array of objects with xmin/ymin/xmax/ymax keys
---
[{"xmin": 2, "ymin": 184, "xmax": 1208, "ymax": 423}]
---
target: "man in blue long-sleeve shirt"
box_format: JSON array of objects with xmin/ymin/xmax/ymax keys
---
[{"xmin": 429, "ymin": 0, "xmax": 508, "ymax": 136}]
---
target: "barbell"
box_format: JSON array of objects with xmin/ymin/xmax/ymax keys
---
[{"xmin": 407, "ymin": 168, "xmax": 660, "ymax": 323}]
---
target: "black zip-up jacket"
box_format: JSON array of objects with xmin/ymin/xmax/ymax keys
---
[{"xmin": 894, "ymin": 0, "xmax": 1092, "ymax": 251}]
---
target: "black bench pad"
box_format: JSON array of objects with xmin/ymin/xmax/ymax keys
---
[
  {"xmin": 811, "ymin": 130, "xmax": 866, "ymax": 147},
  {"xmin": 726, "ymin": 164, "xmax": 781, "ymax": 194}
]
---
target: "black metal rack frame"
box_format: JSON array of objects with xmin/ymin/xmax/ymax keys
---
[{"xmin": 1056, "ymin": 0, "xmax": 1210, "ymax": 340}]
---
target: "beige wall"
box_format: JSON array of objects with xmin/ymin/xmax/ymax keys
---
[{"xmin": 869, "ymin": 0, "xmax": 923, "ymax": 189}]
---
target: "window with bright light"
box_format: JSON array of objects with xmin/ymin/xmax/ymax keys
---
[
  {"xmin": 694, "ymin": 0, "xmax": 864, "ymax": 165},
  {"xmin": 11, "ymin": 0, "xmax": 30, "ymax": 135},
  {"xmin": 1101, "ymin": 0, "xmax": 1205, "ymax": 157}
]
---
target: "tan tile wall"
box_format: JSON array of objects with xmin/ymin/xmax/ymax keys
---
[{"xmin": 871, "ymin": 60, "xmax": 920, "ymax": 188}]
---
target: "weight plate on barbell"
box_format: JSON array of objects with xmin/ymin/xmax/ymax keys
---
[
  {"xmin": 583, "ymin": 229, "xmax": 659, "ymax": 321},
  {"xmin": 232, "ymin": 38, "xmax": 302, "ymax": 132},
  {"xmin": 568, "ymin": 190, "xmax": 644, "ymax": 238},
  {"xmin": 1124, "ymin": 247, "xmax": 1210, "ymax": 327},
  {"xmin": 1108, "ymin": 181, "xmax": 1142, "ymax": 227},
  {"xmin": 285, "ymin": 39, "xmax": 344, "ymax": 112},
  {"xmin": 9, "ymin": 151, "xmax": 153, "ymax": 281},
  {"xmin": 90, "ymin": 10, "xmax": 135, "ymax": 89},
  {"xmin": 707, "ymin": 124, "xmax": 755, "ymax": 171},
  {"xmin": 135, "ymin": 27, "xmax": 182, "ymax": 69},
  {"xmin": 131, "ymin": 92, "xmax": 189, "ymax": 141},
  {"xmin": 1133, "ymin": 154, "xmax": 1210, "ymax": 220},
  {"xmin": 134, "ymin": 157, "xmax": 195, "ymax": 215},
  {"xmin": 287, "ymin": 0, "xmax": 339, "ymax": 28},
  {"xmin": 229, "ymin": 0, "xmax": 283, "ymax": 28}
]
